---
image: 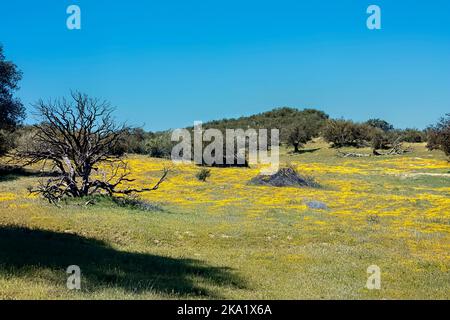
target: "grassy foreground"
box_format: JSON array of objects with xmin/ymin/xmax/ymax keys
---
[{"xmin": 0, "ymin": 141, "xmax": 449, "ymax": 299}]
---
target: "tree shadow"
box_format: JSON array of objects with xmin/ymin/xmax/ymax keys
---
[
  {"xmin": 0, "ymin": 226, "xmax": 245, "ymax": 298},
  {"xmin": 290, "ymin": 148, "xmax": 321, "ymax": 155},
  {"xmin": 0, "ymin": 166, "xmax": 59, "ymax": 183}
]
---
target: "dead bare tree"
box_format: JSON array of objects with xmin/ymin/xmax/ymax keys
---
[
  {"xmin": 337, "ymin": 137, "xmax": 411, "ymax": 158},
  {"xmin": 372, "ymin": 137, "xmax": 411, "ymax": 156},
  {"xmin": 337, "ymin": 151, "xmax": 371, "ymax": 158},
  {"xmin": 11, "ymin": 92, "xmax": 168, "ymax": 204}
]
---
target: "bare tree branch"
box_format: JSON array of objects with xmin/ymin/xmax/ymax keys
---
[{"xmin": 11, "ymin": 92, "xmax": 168, "ymax": 203}]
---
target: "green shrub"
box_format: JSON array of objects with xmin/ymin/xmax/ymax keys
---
[
  {"xmin": 111, "ymin": 128, "xmax": 149, "ymax": 155},
  {"xmin": 287, "ymin": 121, "xmax": 314, "ymax": 153},
  {"xmin": 369, "ymin": 128, "xmax": 402, "ymax": 150},
  {"xmin": 322, "ymin": 119, "xmax": 371, "ymax": 148},
  {"xmin": 399, "ymin": 128, "xmax": 426, "ymax": 143},
  {"xmin": 427, "ymin": 114, "xmax": 450, "ymax": 158},
  {"xmin": 146, "ymin": 131, "xmax": 173, "ymax": 158},
  {"xmin": 196, "ymin": 168, "xmax": 211, "ymax": 182},
  {"xmin": 0, "ymin": 129, "xmax": 17, "ymax": 156},
  {"xmin": 367, "ymin": 214, "xmax": 380, "ymax": 224}
]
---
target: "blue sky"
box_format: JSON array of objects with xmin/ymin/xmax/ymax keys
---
[{"xmin": 1, "ymin": 0, "xmax": 449, "ymax": 131}]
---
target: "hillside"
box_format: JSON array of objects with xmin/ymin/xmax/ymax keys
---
[{"xmin": 184, "ymin": 107, "xmax": 327, "ymax": 140}]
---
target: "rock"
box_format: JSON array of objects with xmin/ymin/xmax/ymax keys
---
[
  {"xmin": 248, "ymin": 167, "xmax": 320, "ymax": 188},
  {"xmin": 305, "ymin": 201, "xmax": 328, "ymax": 210}
]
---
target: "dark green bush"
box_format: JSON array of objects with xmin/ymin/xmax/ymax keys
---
[
  {"xmin": 322, "ymin": 119, "xmax": 371, "ymax": 148},
  {"xmin": 399, "ymin": 128, "xmax": 427, "ymax": 143},
  {"xmin": 112, "ymin": 128, "xmax": 149, "ymax": 155},
  {"xmin": 427, "ymin": 114, "xmax": 450, "ymax": 158},
  {"xmin": 146, "ymin": 131, "xmax": 173, "ymax": 158},
  {"xmin": 287, "ymin": 122, "xmax": 314, "ymax": 152},
  {"xmin": 196, "ymin": 168, "xmax": 211, "ymax": 182},
  {"xmin": 365, "ymin": 119, "xmax": 394, "ymax": 132},
  {"xmin": 0, "ymin": 129, "xmax": 21, "ymax": 156}
]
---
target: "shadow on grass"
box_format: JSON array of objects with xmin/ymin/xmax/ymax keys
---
[
  {"xmin": 0, "ymin": 166, "xmax": 58, "ymax": 183},
  {"xmin": 62, "ymin": 194, "xmax": 164, "ymax": 212},
  {"xmin": 0, "ymin": 226, "xmax": 245, "ymax": 298},
  {"xmin": 290, "ymin": 148, "xmax": 321, "ymax": 155}
]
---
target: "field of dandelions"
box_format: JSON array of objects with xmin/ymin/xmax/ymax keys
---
[{"xmin": 0, "ymin": 141, "xmax": 449, "ymax": 299}]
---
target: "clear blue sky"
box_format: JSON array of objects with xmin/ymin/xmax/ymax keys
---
[{"xmin": 1, "ymin": 0, "xmax": 449, "ymax": 131}]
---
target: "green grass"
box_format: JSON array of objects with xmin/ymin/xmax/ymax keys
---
[{"xmin": 0, "ymin": 142, "xmax": 449, "ymax": 299}]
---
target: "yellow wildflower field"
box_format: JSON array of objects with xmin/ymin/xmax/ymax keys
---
[{"xmin": 0, "ymin": 142, "xmax": 449, "ymax": 299}]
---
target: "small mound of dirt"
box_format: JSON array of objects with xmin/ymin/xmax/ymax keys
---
[{"xmin": 249, "ymin": 167, "xmax": 320, "ymax": 188}]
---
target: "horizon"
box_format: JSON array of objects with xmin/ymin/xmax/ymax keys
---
[
  {"xmin": 1, "ymin": 0, "xmax": 449, "ymax": 131},
  {"xmin": 11, "ymin": 103, "xmax": 442, "ymax": 132}
]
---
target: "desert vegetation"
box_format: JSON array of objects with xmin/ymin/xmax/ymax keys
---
[{"xmin": 0, "ymin": 44, "xmax": 449, "ymax": 300}]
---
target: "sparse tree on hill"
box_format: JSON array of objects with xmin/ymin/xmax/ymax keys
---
[
  {"xmin": 365, "ymin": 118, "xmax": 394, "ymax": 132},
  {"xmin": 287, "ymin": 122, "xmax": 313, "ymax": 153}
]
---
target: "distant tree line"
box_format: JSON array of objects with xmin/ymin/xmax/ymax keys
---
[
  {"xmin": 141, "ymin": 108, "xmax": 430, "ymax": 156},
  {"xmin": 2, "ymin": 107, "xmax": 443, "ymax": 160},
  {"xmin": 1, "ymin": 43, "xmax": 449, "ymax": 164},
  {"xmin": 322, "ymin": 118, "xmax": 428, "ymax": 152}
]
